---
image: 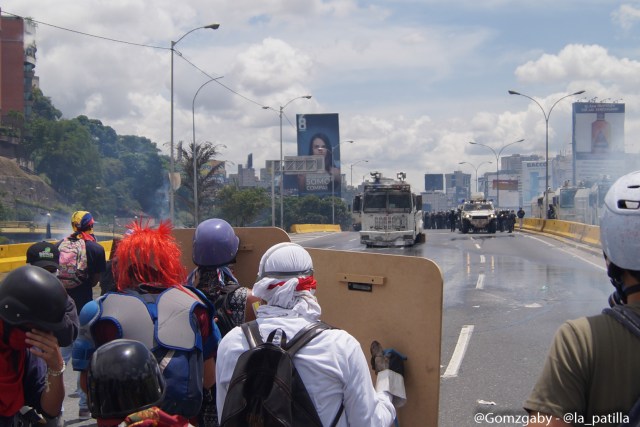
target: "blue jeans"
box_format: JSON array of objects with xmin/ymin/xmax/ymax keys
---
[{"xmin": 61, "ymin": 344, "xmax": 88, "ymax": 410}]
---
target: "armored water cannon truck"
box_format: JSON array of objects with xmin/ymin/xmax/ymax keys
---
[{"xmin": 352, "ymin": 172, "xmax": 425, "ymax": 247}]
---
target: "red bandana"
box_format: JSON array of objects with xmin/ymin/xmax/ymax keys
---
[
  {"xmin": 0, "ymin": 321, "xmax": 26, "ymax": 416},
  {"xmin": 267, "ymin": 276, "xmax": 317, "ymax": 292}
]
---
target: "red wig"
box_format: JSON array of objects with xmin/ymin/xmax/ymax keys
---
[{"xmin": 114, "ymin": 219, "xmax": 186, "ymax": 291}]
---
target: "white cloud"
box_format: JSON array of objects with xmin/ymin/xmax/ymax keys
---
[
  {"xmin": 612, "ymin": 4, "xmax": 640, "ymax": 31},
  {"xmin": 3, "ymin": 1, "xmax": 640, "ymax": 194}
]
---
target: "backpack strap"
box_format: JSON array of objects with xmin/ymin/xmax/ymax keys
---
[
  {"xmin": 286, "ymin": 322, "xmax": 343, "ymax": 427},
  {"xmin": 603, "ymin": 305, "xmax": 640, "ymax": 340},
  {"xmin": 285, "ymin": 322, "xmax": 333, "ymax": 356},
  {"xmin": 241, "ymin": 320, "xmax": 264, "ymax": 349}
]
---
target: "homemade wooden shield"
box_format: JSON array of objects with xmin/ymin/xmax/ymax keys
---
[
  {"xmin": 308, "ymin": 248, "xmax": 443, "ymax": 427},
  {"xmin": 173, "ymin": 227, "xmax": 443, "ymax": 426},
  {"xmin": 172, "ymin": 226, "xmax": 290, "ymax": 287}
]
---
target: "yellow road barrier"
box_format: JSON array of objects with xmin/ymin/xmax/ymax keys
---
[
  {"xmin": 290, "ymin": 224, "xmax": 341, "ymax": 233},
  {"xmin": 0, "ymin": 239, "xmax": 113, "ymax": 273}
]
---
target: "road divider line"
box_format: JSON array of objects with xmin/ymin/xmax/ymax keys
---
[
  {"xmin": 442, "ymin": 324, "xmax": 474, "ymax": 378},
  {"xmin": 480, "ymin": 255, "xmax": 485, "ymax": 264},
  {"xmin": 476, "ymin": 273, "xmax": 485, "ymax": 290}
]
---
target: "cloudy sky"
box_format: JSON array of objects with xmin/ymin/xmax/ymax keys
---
[{"xmin": 3, "ymin": 1, "xmax": 640, "ymax": 191}]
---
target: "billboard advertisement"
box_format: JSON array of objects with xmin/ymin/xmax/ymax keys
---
[
  {"xmin": 295, "ymin": 113, "xmax": 341, "ymax": 197},
  {"xmin": 572, "ymin": 102, "xmax": 626, "ymax": 183}
]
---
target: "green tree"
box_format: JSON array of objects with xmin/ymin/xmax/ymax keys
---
[
  {"xmin": 76, "ymin": 115, "xmax": 119, "ymax": 158},
  {"xmin": 17, "ymin": 88, "xmax": 168, "ymax": 219},
  {"xmin": 216, "ymin": 186, "xmax": 270, "ymax": 226},
  {"xmin": 117, "ymin": 135, "xmax": 165, "ymax": 217},
  {"xmin": 30, "ymin": 87, "xmax": 62, "ymax": 121},
  {"xmin": 282, "ymin": 195, "xmax": 351, "ymax": 230},
  {"xmin": 28, "ymin": 118, "xmax": 102, "ymax": 204}
]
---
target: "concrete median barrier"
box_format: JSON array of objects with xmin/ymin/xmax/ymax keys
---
[
  {"xmin": 580, "ymin": 224, "xmax": 601, "ymax": 247},
  {"xmin": 522, "ymin": 218, "xmax": 544, "ymax": 232},
  {"xmin": 542, "ymin": 219, "xmax": 586, "ymax": 242}
]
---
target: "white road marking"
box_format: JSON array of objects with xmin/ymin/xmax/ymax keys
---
[
  {"xmin": 475, "ymin": 243, "xmax": 481, "ymax": 249},
  {"xmin": 559, "ymin": 249, "xmax": 606, "ymax": 271},
  {"xmin": 524, "ymin": 234, "xmax": 557, "ymax": 248},
  {"xmin": 480, "ymin": 255, "xmax": 485, "ymax": 264},
  {"xmin": 476, "ymin": 273, "xmax": 485, "ymax": 290},
  {"xmin": 443, "ymin": 325, "xmax": 474, "ymax": 378},
  {"xmin": 524, "ymin": 234, "xmax": 606, "ymax": 271}
]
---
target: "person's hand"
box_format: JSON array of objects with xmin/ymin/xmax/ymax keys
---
[
  {"xmin": 370, "ymin": 340, "xmax": 388, "ymax": 373},
  {"xmin": 371, "ymin": 341, "xmax": 408, "ymax": 407},
  {"xmin": 371, "ymin": 341, "xmax": 406, "ymax": 375},
  {"xmin": 26, "ymin": 329, "xmax": 64, "ymax": 371}
]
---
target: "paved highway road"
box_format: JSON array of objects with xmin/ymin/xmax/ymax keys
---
[
  {"xmin": 292, "ymin": 228, "xmax": 608, "ymax": 426},
  {"xmin": 56, "ymin": 228, "xmax": 607, "ymax": 426}
]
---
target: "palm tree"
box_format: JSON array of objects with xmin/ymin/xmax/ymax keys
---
[{"xmin": 179, "ymin": 141, "xmax": 226, "ymax": 222}]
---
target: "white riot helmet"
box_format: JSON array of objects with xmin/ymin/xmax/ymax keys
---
[{"xmin": 600, "ymin": 171, "xmax": 640, "ymax": 271}]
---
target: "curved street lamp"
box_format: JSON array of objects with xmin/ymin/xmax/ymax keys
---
[
  {"xmin": 262, "ymin": 95, "xmax": 312, "ymax": 228},
  {"xmin": 508, "ymin": 89, "xmax": 585, "ymax": 217},
  {"xmin": 330, "ymin": 140, "xmax": 354, "ymax": 225},
  {"xmin": 468, "ymin": 139, "xmax": 524, "ymax": 207},
  {"xmin": 350, "ymin": 159, "xmax": 369, "ymax": 188},
  {"xmin": 169, "ymin": 23, "xmax": 220, "ymax": 224},
  {"xmin": 458, "ymin": 161, "xmax": 492, "ymax": 194}
]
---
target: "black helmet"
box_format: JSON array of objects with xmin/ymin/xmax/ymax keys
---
[
  {"xmin": 87, "ymin": 339, "xmax": 166, "ymax": 419},
  {"xmin": 0, "ymin": 265, "xmax": 67, "ymax": 331}
]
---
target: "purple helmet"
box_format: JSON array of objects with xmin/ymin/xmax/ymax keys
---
[{"xmin": 192, "ymin": 218, "xmax": 239, "ymax": 267}]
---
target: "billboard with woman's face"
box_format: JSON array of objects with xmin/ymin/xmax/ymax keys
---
[
  {"xmin": 295, "ymin": 114, "xmax": 341, "ymax": 197},
  {"xmin": 572, "ymin": 102, "xmax": 626, "ymax": 183}
]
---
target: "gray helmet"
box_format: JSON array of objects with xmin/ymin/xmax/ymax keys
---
[
  {"xmin": 192, "ymin": 218, "xmax": 239, "ymax": 267},
  {"xmin": 257, "ymin": 242, "xmax": 314, "ymax": 280},
  {"xmin": 600, "ymin": 171, "xmax": 640, "ymax": 271},
  {"xmin": 0, "ymin": 265, "xmax": 67, "ymax": 332}
]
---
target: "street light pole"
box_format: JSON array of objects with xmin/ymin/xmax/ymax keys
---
[
  {"xmin": 192, "ymin": 77, "xmax": 223, "ymax": 226},
  {"xmin": 508, "ymin": 89, "xmax": 585, "ymax": 218},
  {"xmin": 170, "ymin": 23, "xmax": 219, "ymax": 224},
  {"xmin": 262, "ymin": 95, "xmax": 312, "ymax": 229},
  {"xmin": 350, "ymin": 159, "xmax": 369, "ymax": 188},
  {"xmin": 331, "ymin": 140, "xmax": 353, "ymax": 225},
  {"xmin": 458, "ymin": 161, "xmax": 492, "ymax": 194},
  {"xmin": 468, "ymin": 139, "xmax": 524, "ymax": 207}
]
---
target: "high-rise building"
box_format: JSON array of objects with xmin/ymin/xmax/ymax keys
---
[
  {"xmin": 445, "ymin": 170, "xmax": 470, "ymax": 203},
  {"xmin": 0, "ymin": 13, "xmax": 36, "ymax": 160},
  {"xmin": 0, "ymin": 13, "xmax": 36, "ymax": 121}
]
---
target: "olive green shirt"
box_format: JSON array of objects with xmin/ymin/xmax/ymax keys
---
[{"xmin": 524, "ymin": 303, "xmax": 640, "ymax": 425}]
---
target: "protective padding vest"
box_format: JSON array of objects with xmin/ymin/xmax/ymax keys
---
[
  {"xmin": 93, "ymin": 287, "xmax": 207, "ymax": 417},
  {"xmin": 97, "ymin": 288, "xmax": 204, "ymax": 351}
]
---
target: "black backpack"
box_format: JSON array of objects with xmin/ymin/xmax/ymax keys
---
[
  {"xmin": 603, "ymin": 305, "xmax": 640, "ymax": 427},
  {"xmin": 220, "ymin": 321, "xmax": 343, "ymax": 427},
  {"xmin": 214, "ymin": 284, "xmax": 242, "ymax": 336}
]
